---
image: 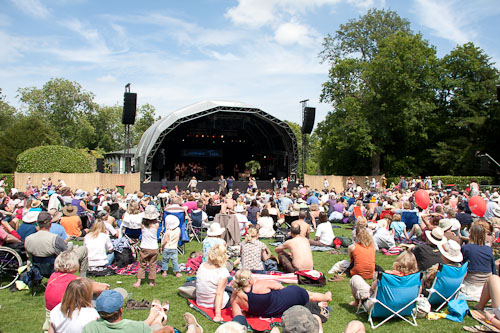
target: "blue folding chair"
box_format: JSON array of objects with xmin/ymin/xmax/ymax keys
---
[
  {"xmin": 426, "ymin": 262, "xmax": 468, "ymax": 311},
  {"xmin": 359, "ymin": 271, "xmax": 422, "ymax": 329},
  {"xmin": 401, "ymin": 211, "xmax": 419, "ymax": 230},
  {"xmin": 162, "ymin": 210, "xmax": 190, "ymax": 254}
]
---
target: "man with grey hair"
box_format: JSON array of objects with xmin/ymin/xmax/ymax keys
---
[{"xmin": 25, "ymin": 211, "xmax": 88, "ymax": 277}]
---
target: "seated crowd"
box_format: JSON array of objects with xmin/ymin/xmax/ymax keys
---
[{"xmin": 2, "ymin": 176, "xmax": 500, "ymax": 332}]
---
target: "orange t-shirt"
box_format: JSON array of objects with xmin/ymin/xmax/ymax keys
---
[
  {"xmin": 60, "ymin": 216, "xmax": 82, "ymax": 236},
  {"xmin": 350, "ymin": 243, "xmax": 375, "ymax": 280}
]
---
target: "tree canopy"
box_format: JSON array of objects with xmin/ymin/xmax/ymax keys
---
[{"xmin": 317, "ymin": 9, "xmax": 500, "ymax": 176}]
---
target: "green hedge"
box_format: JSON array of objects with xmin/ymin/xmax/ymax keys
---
[
  {"xmin": 386, "ymin": 176, "xmax": 496, "ymax": 189},
  {"xmin": 0, "ymin": 173, "xmax": 14, "ymax": 193},
  {"xmin": 16, "ymin": 145, "xmax": 93, "ymax": 173}
]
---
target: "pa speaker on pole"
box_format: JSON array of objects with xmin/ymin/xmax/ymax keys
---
[
  {"xmin": 497, "ymin": 85, "xmax": 500, "ymax": 102},
  {"xmin": 301, "ymin": 107, "xmax": 315, "ymax": 134},
  {"xmin": 122, "ymin": 92, "xmax": 137, "ymax": 125}
]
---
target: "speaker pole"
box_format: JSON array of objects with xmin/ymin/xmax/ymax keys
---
[
  {"xmin": 300, "ymin": 99, "xmax": 309, "ymax": 184},
  {"xmin": 124, "ymin": 83, "xmax": 131, "ymax": 173}
]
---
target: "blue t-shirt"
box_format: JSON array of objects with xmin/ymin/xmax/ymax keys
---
[
  {"xmin": 50, "ymin": 223, "xmax": 68, "ymax": 240},
  {"xmin": 390, "ymin": 221, "xmax": 406, "ymax": 238},
  {"xmin": 307, "ymin": 196, "xmax": 319, "ymax": 206},
  {"xmin": 278, "ymin": 197, "xmax": 293, "ymax": 213},
  {"xmin": 227, "ymin": 178, "xmax": 234, "ymax": 188},
  {"xmin": 17, "ymin": 223, "xmax": 37, "ymax": 240}
]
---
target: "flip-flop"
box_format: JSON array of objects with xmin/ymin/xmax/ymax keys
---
[{"xmin": 328, "ymin": 274, "xmax": 345, "ymax": 282}]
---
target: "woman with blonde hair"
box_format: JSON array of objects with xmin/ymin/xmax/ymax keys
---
[
  {"xmin": 349, "ymin": 250, "xmax": 418, "ymax": 307},
  {"xmin": 230, "ymin": 269, "xmax": 331, "ymax": 318},
  {"xmin": 49, "ymin": 278, "xmax": 99, "ymax": 333},
  {"xmin": 196, "ymin": 244, "xmax": 231, "ymax": 322},
  {"xmin": 84, "ymin": 220, "xmax": 114, "ymax": 268},
  {"xmin": 240, "ymin": 226, "xmax": 270, "ymax": 271}
]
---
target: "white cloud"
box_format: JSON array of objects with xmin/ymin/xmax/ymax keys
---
[
  {"xmin": 274, "ymin": 21, "xmax": 318, "ymax": 46},
  {"xmin": 96, "ymin": 75, "xmax": 117, "ymax": 83},
  {"xmin": 412, "ymin": 0, "xmax": 471, "ymax": 45},
  {"xmin": 9, "ymin": 0, "xmax": 50, "ymax": 19}
]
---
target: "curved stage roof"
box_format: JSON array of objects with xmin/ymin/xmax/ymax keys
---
[{"xmin": 135, "ymin": 100, "xmax": 298, "ymax": 182}]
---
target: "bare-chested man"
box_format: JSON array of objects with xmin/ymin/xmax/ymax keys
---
[
  {"xmin": 275, "ymin": 225, "xmax": 314, "ymax": 273},
  {"xmin": 291, "ymin": 211, "xmax": 310, "ymax": 238}
]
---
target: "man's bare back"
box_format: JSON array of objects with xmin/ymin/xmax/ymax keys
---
[
  {"xmin": 291, "ymin": 219, "xmax": 310, "ymax": 238},
  {"xmin": 280, "ymin": 236, "xmax": 313, "ymax": 270}
]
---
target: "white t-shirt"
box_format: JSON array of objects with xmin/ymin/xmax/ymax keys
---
[
  {"xmin": 84, "ymin": 233, "xmax": 113, "ymax": 267},
  {"xmin": 140, "ymin": 226, "xmax": 158, "ymax": 250},
  {"xmin": 195, "ymin": 263, "xmax": 230, "ymax": 309},
  {"xmin": 449, "ymin": 218, "xmax": 461, "ymax": 232},
  {"xmin": 50, "ymin": 304, "xmax": 99, "ymax": 333},
  {"xmin": 257, "ymin": 216, "xmax": 275, "ymax": 238},
  {"xmin": 122, "ymin": 212, "xmax": 144, "ymax": 229},
  {"xmin": 315, "ymin": 222, "xmax": 335, "ymax": 245},
  {"xmin": 235, "ymin": 213, "xmax": 250, "ymax": 235}
]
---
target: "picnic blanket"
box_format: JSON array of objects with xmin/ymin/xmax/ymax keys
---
[
  {"xmin": 310, "ymin": 246, "xmax": 335, "ymax": 252},
  {"xmin": 109, "ymin": 262, "xmax": 162, "ymax": 276},
  {"xmin": 188, "ymin": 299, "xmax": 281, "ymax": 332},
  {"xmin": 469, "ymin": 309, "xmax": 500, "ymax": 332},
  {"xmin": 395, "ymin": 237, "xmax": 425, "ymax": 246},
  {"xmin": 252, "ymin": 272, "xmax": 298, "ymax": 284}
]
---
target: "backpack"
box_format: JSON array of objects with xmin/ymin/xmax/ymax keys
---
[
  {"xmin": 336, "ymin": 236, "xmax": 352, "ymax": 247},
  {"xmin": 113, "ymin": 248, "xmax": 135, "ymax": 268}
]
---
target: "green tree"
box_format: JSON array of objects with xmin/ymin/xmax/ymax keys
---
[
  {"xmin": 0, "ymin": 89, "xmax": 18, "ymax": 137},
  {"xmin": 430, "ymin": 43, "xmax": 500, "ymax": 174},
  {"xmin": 17, "ymin": 78, "xmax": 98, "ymax": 148},
  {"xmin": 0, "ymin": 116, "xmax": 62, "ymax": 172},
  {"xmin": 133, "ymin": 104, "xmax": 160, "ymax": 145},
  {"xmin": 318, "ymin": 10, "xmax": 439, "ymax": 176},
  {"xmin": 286, "ymin": 121, "xmax": 320, "ymax": 177}
]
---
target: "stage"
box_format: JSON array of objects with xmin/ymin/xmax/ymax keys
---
[{"xmin": 140, "ymin": 180, "xmax": 297, "ymax": 194}]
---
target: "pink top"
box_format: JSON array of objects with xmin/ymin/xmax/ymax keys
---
[
  {"xmin": 45, "ymin": 272, "xmax": 79, "ymax": 310},
  {"xmin": 182, "ymin": 201, "xmax": 197, "ymax": 214}
]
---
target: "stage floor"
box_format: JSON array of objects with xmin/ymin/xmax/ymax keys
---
[{"xmin": 140, "ymin": 180, "xmax": 296, "ymax": 194}]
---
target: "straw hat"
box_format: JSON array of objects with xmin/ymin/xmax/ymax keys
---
[
  {"xmin": 165, "ymin": 215, "xmax": 180, "ymax": 230},
  {"xmin": 63, "ymin": 204, "xmax": 77, "ymax": 216},
  {"xmin": 207, "ymin": 222, "xmax": 225, "ymax": 236},
  {"xmin": 31, "ymin": 199, "xmax": 41, "ymax": 208},
  {"xmin": 439, "ymin": 218, "xmax": 453, "ymax": 232},
  {"xmin": 41, "ymin": 193, "xmax": 50, "ymax": 200},
  {"xmin": 437, "ymin": 240, "xmax": 463, "ymax": 263},
  {"xmin": 425, "ymin": 227, "xmax": 447, "ymax": 246}
]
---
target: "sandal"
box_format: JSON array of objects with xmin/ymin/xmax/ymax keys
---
[
  {"xmin": 328, "ymin": 274, "xmax": 345, "ymax": 282},
  {"xmin": 126, "ymin": 299, "xmax": 150, "ymax": 310}
]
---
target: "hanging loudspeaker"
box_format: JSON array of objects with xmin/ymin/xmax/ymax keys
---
[
  {"xmin": 497, "ymin": 85, "xmax": 500, "ymax": 102},
  {"xmin": 301, "ymin": 107, "xmax": 315, "ymax": 134},
  {"xmin": 122, "ymin": 92, "xmax": 137, "ymax": 125}
]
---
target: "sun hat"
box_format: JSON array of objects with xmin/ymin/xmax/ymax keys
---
[
  {"xmin": 74, "ymin": 190, "xmax": 86, "ymax": 200},
  {"xmin": 281, "ymin": 305, "xmax": 319, "ymax": 333},
  {"xmin": 31, "ymin": 200, "xmax": 41, "ymax": 208},
  {"xmin": 437, "ymin": 239, "xmax": 463, "ymax": 263},
  {"xmin": 50, "ymin": 209, "xmax": 63, "ymax": 223},
  {"xmin": 165, "ymin": 215, "xmax": 180, "ymax": 230},
  {"xmin": 144, "ymin": 205, "xmax": 160, "ymax": 220},
  {"xmin": 96, "ymin": 290, "xmax": 124, "ymax": 313},
  {"xmin": 41, "ymin": 193, "xmax": 50, "ymax": 200},
  {"xmin": 63, "ymin": 204, "xmax": 77, "ymax": 216},
  {"xmin": 425, "ymin": 227, "xmax": 447, "ymax": 246},
  {"xmin": 23, "ymin": 211, "xmax": 40, "ymax": 223},
  {"xmin": 439, "ymin": 218, "xmax": 453, "ymax": 232},
  {"xmin": 493, "ymin": 207, "xmax": 500, "ymax": 218},
  {"xmin": 207, "ymin": 222, "xmax": 225, "ymax": 236},
  {"xmin": 384, "ymin": 204, "xmax": 394, "ymax": 210}
]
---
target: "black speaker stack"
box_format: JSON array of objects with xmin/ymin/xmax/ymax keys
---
[
  {"xmin": 122, "ymin": 92, "xmax": 137, "ymax": 125},
  {"xmin": 301, "ymin": 106, "xmax": 316, "ymax": 134}
]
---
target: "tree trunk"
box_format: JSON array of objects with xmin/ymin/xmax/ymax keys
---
[{"xmin": 371, "ymin": 153, "xmax": 381, "ymax": 175}]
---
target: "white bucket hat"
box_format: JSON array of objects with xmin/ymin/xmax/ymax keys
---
[
  {"xmin": 207, "ymin": 222, "xmax": 225, "ymax": 236},
  {"xmin": 165, "ymin": 215, "xmax": 180, "ymax": 230},
  {"xmin": 144, "ymin": 205, "xmax": 160, "ymax": 220},
  {"xmin": 437, "ymin": 239, "xmax": 463, "ymax": 263}
]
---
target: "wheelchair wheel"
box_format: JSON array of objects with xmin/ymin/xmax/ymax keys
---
[{"xmin": 0, "ymin": 246, "xmax": 22, "ymax": 289}]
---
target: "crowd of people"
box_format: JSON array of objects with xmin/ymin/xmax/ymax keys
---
[{"xmin": 1, "ymin": 175, "xmax": 500, "ymax": 332}]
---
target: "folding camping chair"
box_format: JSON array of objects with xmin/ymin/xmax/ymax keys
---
[
  {"xmin": 188, "ymin": 210, "xmax": 208, "ymax": 243},
  {"xmin": 162, "ymin": 210, "xmax": 190, "ymax": 255},
  {"xmin": 426, "ymin": 262, "xmax": 468, "ymax": 311},
  {"xmin": 358, "ymin": 271, "xmax": 422, "ymax": 329},
  {"xmin": 401, "ymin": 211, "xmax": 419, "ymax": 230}
]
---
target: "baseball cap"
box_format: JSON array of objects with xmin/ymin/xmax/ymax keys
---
[{"xmin": 96, "ymin": 290, "xmax": 124, "ymax": 313}]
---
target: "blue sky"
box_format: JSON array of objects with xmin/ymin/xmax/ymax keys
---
[{"xmin": 1, "ymin": 0, "xmax": 499, "ymax": 125}]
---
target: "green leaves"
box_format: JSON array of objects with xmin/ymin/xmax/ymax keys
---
[{"xmin": 16, "ymin": 145, "xmax": 93, "ymax": 173}]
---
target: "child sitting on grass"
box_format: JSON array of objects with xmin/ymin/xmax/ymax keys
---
[
  {"xmin": 133, "ymin": 206, "xmax": 160, "ymax": 287},
  {"xmin": 161, "ymin": 215, "xmax": 182, "ymax": 278},
  {"xmin": 390, "ymin": 213, "xmax": 408, "ymax": 239}
]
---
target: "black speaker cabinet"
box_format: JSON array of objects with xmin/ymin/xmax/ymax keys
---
[
  {"xmin": 122, "ymin": 92, "xmax": 137, "ymax": 125},
  {"xmin": 497, "ymin": 85, "xmax": 500, "ymax": 102},
  {"xmin": 301, "ymin": 106, "xmax": 316, "ymax": 134}
]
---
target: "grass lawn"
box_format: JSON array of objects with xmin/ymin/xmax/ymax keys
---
[{"xmin": 0, "ymin": 225, "xmax": 478, "ymax": 332}]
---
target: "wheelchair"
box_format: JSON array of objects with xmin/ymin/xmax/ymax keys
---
[{"xmin": 0, "ymin": 246, "xmax": 23, "ymax": 289}]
